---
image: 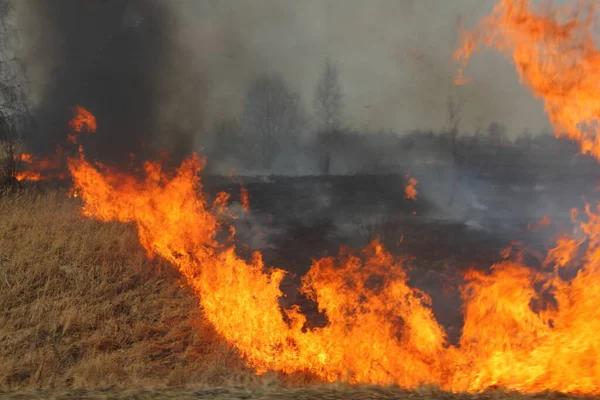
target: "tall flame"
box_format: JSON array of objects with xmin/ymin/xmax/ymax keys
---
[
  {"xmin": 68, "ymin": 149, "xmax": 449, "ymax": 387},
  {"xmin": 60, "ymin": 0, "xmax": 600, "ymax": 394},
  {"xmin": 15, "ymin": 150, "xmax": 65, "ymax": 182},
  {"xmin": 404, "ymin": 175, "xmax": 418, "ymax": 200},
  {"xmin": 450, "ymin": 0, "xmax": 600, "ymax": 393},
  {"xmin": 68, "ymin": 105, "xmax": 97, "ymax": 144},
  {"xmin": 455, "ymin": 0, "xmax": 600, "ymax": 160},
  {"xmin": 240, "ymin": 185, "xmax": 250, "ymax": 212}
]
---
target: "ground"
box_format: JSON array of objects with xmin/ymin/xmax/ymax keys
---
[
  {"xmin": 0, "ymin": 181, "xmax": 595, "ymax": 399},
  {"xmin": 0, "ymin": 386, "xmax": 591, "ymax": 399}
]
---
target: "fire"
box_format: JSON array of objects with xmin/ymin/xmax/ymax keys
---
[
  {"xmin": 15, "ymin": 150, "xmax": 65, "ymax": 182},
  {"xmin": 455, "ymin": 0, "xmax": 600, "ymax": 161},
  {"xmin": 450, "ymin": 0, "xmax": 600, "ymax": 393},
  {"xmin": 68, "ymin": 148, "xmax": 449, "ymax": 387},
  {"xmin": 68, "ymin": 139, "xmax": 600, "ymax": 393},
  {"xmin": 404, "ymin": 175, "xmax": 418, "ymax": 200},
  {"xmin": 67, "ymin": 105, "xmax": 97, "ymax": 143},
  {"xmin": 16, "ymin": 105, "xmax": 97, "ymax": 182},
  {"xmin": 19, "ymin": 153, "xmax": 33, "ymax": 163},
  {"xmin": 15, "ymin": 171, "xmax": 42, "ymax": 182},
  {"xmin": 27, "ymin": 0, "xmax": 600, "ymax": 394},
  {"xmin": 240, "ymin": 185, "xmax": 250, "ymax": 212}
]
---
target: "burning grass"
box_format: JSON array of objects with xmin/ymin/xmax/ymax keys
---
[
  {"xmin": 5, "ymin": 0, "xmax": 600, "ymax": 396},
  {"xmin": 0, "ymin": 386, "xmax": 592, "ymax": 400},
  {"xmin": 0, "ymin": 189, "xmax": 596, "ymax": 400},
  {"xmin": 0, "ymin": 190, "xmax": 253, "ymax": 390}
]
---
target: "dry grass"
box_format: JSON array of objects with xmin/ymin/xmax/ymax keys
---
[
  {"xmin": 0, "ymin": 190, "xmax": 595, "ymax": 399},
  {"xmin": 0, "ymin": 385, "xmax": 591, "ymax": 400},
  {"xmin": 0, "ymin": 190, "xmax": 253, "ymax": 390}
]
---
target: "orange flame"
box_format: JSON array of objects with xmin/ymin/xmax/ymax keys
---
[
  {"xmin": 68, "ymin": 149, "xmax": 449, "ymax": 387},
  {"xmin": 58, "ymin": 1, "xmax": 600, "ymax": 393},
  {"xmin": 455, "ymin": 0, "xmax": 600, "ymax": 161},
  {"xmin": 15, "ymin": 171, "xmax": 42, "ymax": 182},
  {"xmin": 68, "ymin": 105, "xmax": 97, "ymax": 143},
  {"xmin": 240, "ymin": 185, "xmax": 250, "ymax": 212},
  {"xmin": 69, "ymin": 144, "xmax": 600, "ymax": 393},
  {"xmin": 450, "ymin": 0, "xmax": 600, "ymax": 393},
  {"xmin": 15, "ymin": 150, "xmax": 66, "ymax": 182},
  {"xmin": 19, "ymin": 153, "xmax": 33, "ymax": 163},
  {"xmin": 404, "ymin": 175, "xmax": 418, "ymax": 200}
]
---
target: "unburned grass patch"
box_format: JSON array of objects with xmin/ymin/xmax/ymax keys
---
[{"xmin": 0, "ymin": 190, "xmax": 253, "ymax": 390}]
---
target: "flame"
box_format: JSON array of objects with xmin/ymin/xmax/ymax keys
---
[
  {"xmin": 240, "ymin": 185, "xmax": 250, "ymax": 212},
  {"xmin": 15, "ymin": 105, "xmax": 96, "ymax": 182},
  {"xmin": 19, "ymin": 153, "xmax": 33, "ymax": 163},
  {"xmin": 15, "ymin": 150, "xmax": 66, "ymax": 182},
  {"xmin": 33, "ymin": 0, "xmax": 600, "ymax": 393},
  {"xmin": 15, "ymin": 171, "xmax": 42, "ymax": 182},
  {"xmin": 404, "ymin": 175, "xmax": 418, "ymax": 200},
  {"xmin": 68, "ymin": 148, "xmax": 449, "ymax": 387},
  {"xmin": 67, "ymin": 105, "xmax": 97, "ymax": 143},
  {"xmin": 455, "ymin": 0, "xmax": 600, "ymax": 161},
  {"xmin": 68, "ymin": 141, "xmax": 600, "ymax": 393},
  {"xmin": 449, "ymin": 0, "xmax": 600, "ymax": 393}
]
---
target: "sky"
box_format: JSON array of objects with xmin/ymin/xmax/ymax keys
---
[
  {"xmin": 14, "ymin": 0, "xmax": 556, "ymax": 142},
  {"xmin": 166, "ymin": 0, "xmax": 552, "ymax": 138}
]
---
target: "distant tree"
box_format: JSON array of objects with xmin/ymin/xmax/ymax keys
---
[
  {"xmin": 0, "ymin": 0, "xmax": 32, "ymax": 187},
  {"xmin": 314, "ymin": 58, "xmax": 343, "ymax": 175},
  {"xmin": 515, "ymin": 129, "xmax": 533, "ymax": 149},
  {"xmin": 446, "ymin": 96, "xmax": 463, "ymax": 207},
  {"xmin": 241, "ymin": 73, "xmax": 305, "ymax": 170},
  {"xmin": 487, "ymin": 121, "xmax": 508, "ymax": 146},
  {"xmin": 213, "ymin": 117, "xmax": 240, "ymax": 156}
]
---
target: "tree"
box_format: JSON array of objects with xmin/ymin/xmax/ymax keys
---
[
  {"xmin": 487, "ymin": 121, "xmax": 508, "ymax": 146},
  {"xmin": 241, "ymin": 73, "xmax": 305, "ymax": 170},
  {"xmin": 314, "ymin": 58, "xmax": 343, "ymax": 175},
  {"xmin": 0, "ymin": 0, "xmax": 32, "ymax": 186},
  {"xmin": 446, "ymin": 96, "xmax": 463, "ymax": 207}
]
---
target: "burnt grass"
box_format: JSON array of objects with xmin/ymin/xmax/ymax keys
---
[
  {"xmin": 4, "ymin": 173, "xmax": 572, "ymax": 392},
  {"xmin": 202, "ymin": 174, "xmax": 531, "ymax": 344}
]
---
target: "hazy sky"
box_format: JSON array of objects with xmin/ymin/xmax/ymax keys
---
[
  {"xmin": 167, "ymin": 0, "xmax": 552, "ymax": 138},
  {"xmin": 15, "ymin": 0, "xmax": 555, "ymax": 141}
]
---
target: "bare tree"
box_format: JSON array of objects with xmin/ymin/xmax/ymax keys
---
[
  {"xmin": 241, "ymin": 73, "xmax": 305, "ymax": 170},
  {"xmin": 446, "ymin": 96, "xmax": 463, "ymax": 207},
  {"xmin": 0, "ymin": 0, "xmax": 31, "ymax": 186},
  {"xmin": 314, "ymin": 58, "xmax": 343, "ymax": 175}
]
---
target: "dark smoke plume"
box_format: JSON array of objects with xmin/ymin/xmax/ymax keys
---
[{"xmin": 26, "ymin": 0, "xmax": 198, "ymax": 165}]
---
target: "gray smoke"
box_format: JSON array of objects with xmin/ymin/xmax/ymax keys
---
[
  {"xmin": 12, "ymin": 0, "xmax": 558, "ymax": 167},
  {"xmin": 15, "ymin": 0, "xmax": 202, "ymax": 164}
]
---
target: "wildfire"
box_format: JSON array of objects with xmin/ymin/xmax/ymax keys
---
[
  {"xmin": 67, "ymin": 105, "xmax": 97, "ymax": 143},
  {"xmin": 240, "ymin": 185, "xmax": 250, "ymax": 212},
  {"xmin": 451, "ymin": 0, "xmax": 600, "ymax": 392},
  {"xmin": 404, "ymin": 175, "xmax": 418, "ymax": 200},
  {"xmin": 16, "ymin": 106, "xmax": 97, "ymax": 182},
  {"xmin": 15, "ymin": 171, "xmax": 42, "ymax": 182},
  {"xmin": 68, "ymin": 149, "xmax": 448, "ymax": 387},
  {"xmin": 26, "ymin": 0, "xmax": 600, "ymax": 394},
  {"xmin": 15, "ymin": 150, "xmax": 65, "ymax": 182},
  {"xmin": 455, "ymin": 0, "xmax": 600, "ymax": 161}
]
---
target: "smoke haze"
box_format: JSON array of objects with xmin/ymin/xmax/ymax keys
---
[{"xmin": 13, "ymin": 0, "xmax": 555, "ymax": 164}]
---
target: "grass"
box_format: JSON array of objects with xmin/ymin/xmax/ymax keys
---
[
  {"xmin": 0, "ymin": 190, "xmax": 253, "ymax": 390},
  {"xmin": 0, "ymin": 385, "xmax": 591, "ymax": 400},
  {"xmin": 0, "ymin": 190, "xmax": 593, "ymax": 399}
]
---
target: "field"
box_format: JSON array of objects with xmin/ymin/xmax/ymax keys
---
[
  {"xmin": 0, "ymin": 386, "xmax": 590, "ymax": 400},
  {"xmin": 0, "ymin": 181, "xmax": 596, "ymax": 399}
]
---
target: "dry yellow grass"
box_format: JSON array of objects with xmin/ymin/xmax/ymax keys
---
[
  {"xmin": 0, "ymin": 189, "xmax": 253, "ymax": 390},
  {"xmin": 0, "ymin": 386, "xmax": 592, "ymax": 400},
  {"xmin": 0, "ymin": 190, "xmax": 594, "ymax": 399}
]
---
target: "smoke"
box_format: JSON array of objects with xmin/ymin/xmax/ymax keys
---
[
  {"xmin": 15, "ymin": 0, "xmax": 202, "ymax": 164},
  {"xmin": 163, "ymin": 0, "xmax": 552, "ymax": 139},
  {"xmin": 11, "ymin": 0, "xmax": 557, "ymax": 168}
]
